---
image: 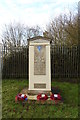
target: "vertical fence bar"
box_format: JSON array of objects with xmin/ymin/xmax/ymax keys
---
[
  {"xmin": 73, "ymin": 46, "xmax": 75, "ymax": 78},
  {"xmin": 20, "ymin": 47, "xmax": 22, "ymax": 78},
  {"xmin": 54, "ymin": 45, "xmax": 56, "ymax": 78},
  {"xmin": 71, "ymin": 47, "xmax": 73, "ymax": 77},
  {"xmin": 19, "ymin": 49, "xmax": 21, "ymax": 78},
  {"xmin": 17, "ymin": 48, "xmax": 19, "ymax": 78},
  {"xmin": 16, "ymin": 47, "xmax": 17, "ymax": 78},
  {"xmin": 60, "ymin": 46, "xmax": 61, "ymax": 77},
  {"xmin": 21, "ymin": 47, "xmax": 22, "ymax": 78},
  {"xmin": 13, "ymin": 49, "xmax": 14, "ymax": 78},
  {"xmin": 56, "ymin": 46, "xmax": 58, "ymax": 78},
  {"xmin": 61, "ymin": 46, "xmax": 63, "ymax": 78},
  {"xmin": 75, "ymin": 46, "xmax": 77, "ymax": 78},
  {"xmin": 6, "ymin": 46, "xmax": 8, "ymax": 78},
  {"xmin": 22, "ymin": 47, "xmax": 23, "ymax": 78},
  {"xmin": 77, "ymin": 46, "xmax": 78, "ymax": 77},
  {"xmin": 52, "ymin": 45, "xmax": 53, "ymax": 78},
  {"xmin": 58, "ymin": 45, "xmax": 59, "ymax": 78},
  {"xmin": 20, "ymin": 47, "xmax": 23, "ymax": 78},
  {"xmin": 68, "ymin": 47, "xmax": 70, "ymax": 78},
  {"xmin": 69, "ymin": 47, "xmax": 71, "ymax": 78},
  {"xmin": 4, "ymin": 46, "xmax": 6, "ymax": 78},
  {"xmin": 24, "ymin": 49, "xmax": 26, "ymax": 78},
  {"xmin": 9, "ymin": 47, "xmax": 10, "ymax": 78},
  {"xmin": 25, "ymin": 47, "xmax": 26, "ymax": 78},
  {"xmin": 26, "ymin": 46, "xmax": 27, "ymax": 79},
  {"xmin": 23, "ymin": 49, "xmax": 25, "ymax": 78},
  {"xmin": 26, "ymin": 47, "xmax": 27, "ymax": 79},
  {"xmin": 15, "ymin": 48, "xmax": 16, "ymax": 78},
  {"xmin": 0, "ymin": 43, "xmax": 2, "ymax": 120},
  {"xmin": 65, "ymin": 46, "xmax": 67, "ymax": 78},
  {"xmin": 58, "ymin": 46, "xmax": 60, "ymax": 78},
  {"xmin": 2, "ymin": 46, "xmax": 3, "ymax": 75},
  {"xmin": 63, "ymin": 45, "xmax": 65, "ymax": 78},
  {"xmin": 76, "ymin": 46, "xmax": 78, "ymax": 78}
]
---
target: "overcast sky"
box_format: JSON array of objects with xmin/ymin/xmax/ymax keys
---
[{"xmin": 0, "ymin": 0, "xmax": 79, "ymax": 43}]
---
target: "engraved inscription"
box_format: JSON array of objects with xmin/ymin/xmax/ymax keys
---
[
  {"xmin": 34, "ymin": 84, "xmax": 46, "ymax": 88},
  {"xmin": 34, "ymin": 45, "xmax": 46, "ymax": 75}
]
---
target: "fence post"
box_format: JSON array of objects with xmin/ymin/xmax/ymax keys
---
[
  {"xmin": 0, "ymin": 43, "xmax": 2, "ymax": 79},
  {"xmin": 0, "ymin": 43, "xmax": 2, "ymax": 120}
]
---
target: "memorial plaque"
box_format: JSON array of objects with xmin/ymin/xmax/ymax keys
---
[
  {"xmin": 34, "ymin": 84, "xmax": 46, "ymax": 88},
  {"xmin": 34, "ymin": 45, "xmax": 46, "ymax": 75}
]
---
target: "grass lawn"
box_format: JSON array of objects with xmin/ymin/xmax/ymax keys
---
[{"xmin": 2, "ymin": 79, "xmax": 78, "ymax": 118}]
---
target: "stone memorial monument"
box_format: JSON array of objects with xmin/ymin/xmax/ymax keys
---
[{"xmin": 28, "ymin": 36, "xmax": 51, "ymax": 94}]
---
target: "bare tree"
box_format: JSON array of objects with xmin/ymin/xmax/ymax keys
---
[
  {"xmin": 26, "ymin": 26, "xmax": 42, "ymax": 39},
  {"xmin": 2, "ymin": 23, "xmax": 25, "ymax": 49},
  {"xmin": 1, "ymin": 22, "xmax": 42, "ymax": 49},
  {"xmin": 44, "ymin": 11, "xmax": 78, "ymax": 46}
]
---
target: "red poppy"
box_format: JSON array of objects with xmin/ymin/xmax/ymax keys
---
[
  {"xmin": 18, "ymin": 94, "xmax": 24, "ymax": 101},
  {"xmin": 16, "ymin": 94, "xmax": 27, "ymax": 101},
  {"xmin": 50, "ymin": 93, "xmax": 61, "ymax": 100},
  {"xmin": 37, "ymin": 93, "xmax": 48, "ymax": 100}
]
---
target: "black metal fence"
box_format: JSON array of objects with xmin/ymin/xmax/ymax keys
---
[
  {"xmin": 1, "ymin": 45, "xmax": 80, "ymax": 79},
  {"xmin": 51, "ymin": 45, "xmax": 79, "ymax": 78},
  {"xmin": 2, "ymin": 46, "xmax": 28, "ymax": 79}
]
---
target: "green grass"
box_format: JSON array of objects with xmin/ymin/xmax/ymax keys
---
[{"xmin": 2, "ymin": 79, "xmax": 78, "ymax": 118}]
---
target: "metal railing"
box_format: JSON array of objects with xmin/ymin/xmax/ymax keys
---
[{"xmin": 1, "ymin": 45, "xmax": 80, "ymax": 79}]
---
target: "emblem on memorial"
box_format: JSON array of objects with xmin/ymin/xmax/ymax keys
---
[{"xmin": 37, "ymin": 46, "xmax": 41, "ymax": 52}]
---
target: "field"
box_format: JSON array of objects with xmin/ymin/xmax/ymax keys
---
[{"xmin": 2, "ymin": 79, "xmax": 78, "ymax": 118}]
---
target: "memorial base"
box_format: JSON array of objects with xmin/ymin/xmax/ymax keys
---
[{"xmin": 28, "ymin": 89, "xmax": 51, "ymax": 95}]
